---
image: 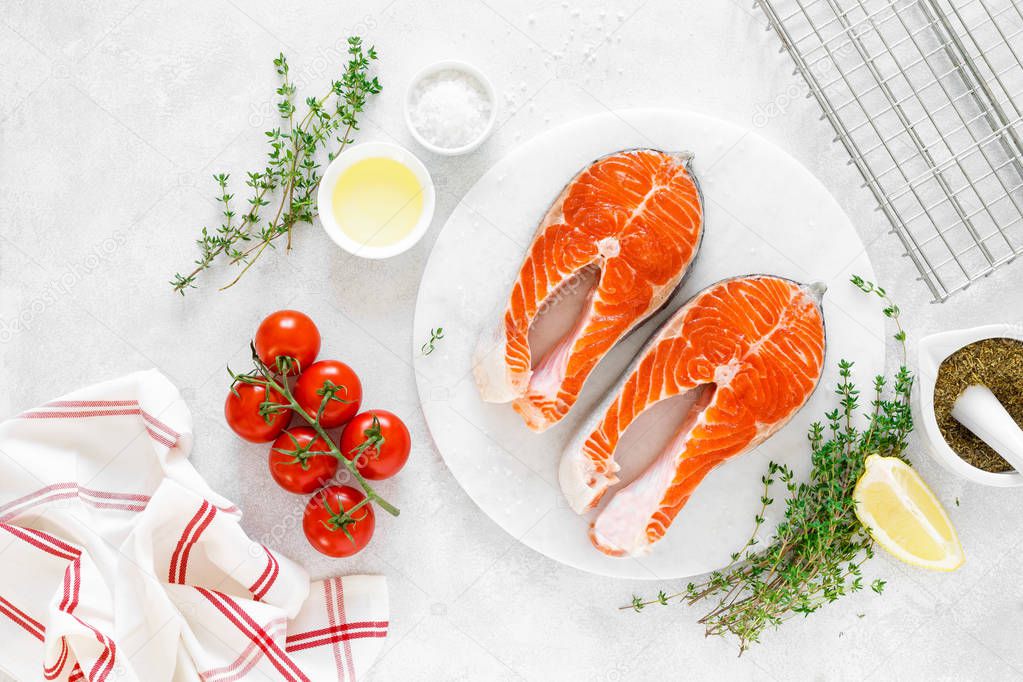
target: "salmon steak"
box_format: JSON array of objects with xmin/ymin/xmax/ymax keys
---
[
  {"xmin": 473, "ymin": 149, "xmax": 704, "ymax": 432},
  {"xmin": 559, "ymin": 275, "xmax": 826, "ymax": 557}
]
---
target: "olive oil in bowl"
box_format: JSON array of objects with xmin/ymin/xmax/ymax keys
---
[
  {"xmin": 317, "ymin": 142, "xmax": 435, "ymax": 259},
  {"xmin": 332, "ymin": 157, "xmax": 424, "ymax": 248}
]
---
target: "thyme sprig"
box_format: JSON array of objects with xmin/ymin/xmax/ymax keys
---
[
  {"xmin": 421, "ymin": 327, "xmax": 444, "ymax": 355},
  {"xmin": 851, "ymin": 274, "xmax": 907, "ymax": 343},
  {"xmin": 625, "ymin": 275, "xmax": 914, "ymax": 654},
  {"xmin": 172, "ymin": 37, "xmax": 382, "ymax": 294},
  {"xmin": 228, "ymin": 346, "xmax": 399, "ymax": 518}
]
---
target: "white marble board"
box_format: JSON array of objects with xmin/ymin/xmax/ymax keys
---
[{"xmin": 412, "ymin": 109, "xmax": 884, "ymax": 580}]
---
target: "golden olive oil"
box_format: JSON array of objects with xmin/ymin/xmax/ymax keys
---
[{"xmin": 331, "ymin": 157, "xmax": 424, "ymax": 248}]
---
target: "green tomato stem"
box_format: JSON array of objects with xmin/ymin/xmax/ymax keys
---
[{"xmin": 250, "ymin": 350, "xmax": 400, "ymax": 518}]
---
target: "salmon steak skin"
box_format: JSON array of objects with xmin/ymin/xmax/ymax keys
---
[
  {"xmin": 559, "ymin": 275, "xmax": 827, "ymax": 557},
  {"xmin": 473, "ymin": 149, "xmax": 704, "ymax": 432}
]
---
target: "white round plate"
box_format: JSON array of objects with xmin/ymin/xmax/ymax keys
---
[{"xmin": 413, "ymin": 109, "xmax": 884, "ymax": 580}]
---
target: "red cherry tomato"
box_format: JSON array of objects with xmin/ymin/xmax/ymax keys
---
[
  {"xmin": 294, "ymin": 360, "xmax": 362, "ymax": 428},
  {"xmin": 303, "ymin": 485, "xmax": 375, "ymax": 557},
  {"xmin": 340, "ymin": 410, "xmax": 411, "ymax": 480},
  {"xmin": 224, "ymin": 383, "xmax": 292, "ymax": 442},
  {"xmin": 254, "ymin": 310, "xmax": 321, "ymax": 375},
  {"xmin": 268, "ymin": 427, "xmax": 339, "ymax": 494}
]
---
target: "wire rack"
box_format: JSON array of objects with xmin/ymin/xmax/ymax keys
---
[{"xmin": 757, "ymin": 0, "xmax": 1023, "ymax": 301}]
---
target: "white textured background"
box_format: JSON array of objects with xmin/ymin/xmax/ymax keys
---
[{"xmin": 2, "ymin": 1, "xmax": 1023, "ymax": 680}]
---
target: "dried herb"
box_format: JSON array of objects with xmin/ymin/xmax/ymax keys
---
[
  {"xmin": 625, "ymin": 275, "xmax": 912, "ymax": 654},
  {"xmin": 933, "ymin": 337, "xmax": 1023, "ymax": 473},
  {"xmin": 171, "ymin": 38, "xmax": 382, "ymax": 294}
]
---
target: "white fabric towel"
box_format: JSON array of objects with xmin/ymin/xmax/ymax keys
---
[{"xmin": 0, "ymin": 369, "xmax": 387, "ymax": 681}]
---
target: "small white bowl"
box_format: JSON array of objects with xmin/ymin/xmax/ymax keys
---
[
  {"xmin": 917, "ymin": 323, "xmax": 1023, "ymax": 487},
  {"xmin": 404, "ymin": 60, "xmax": 497, "ymax": 156},
  {"xmin": 316, "ymin": 141, "xmax": 435, "ymax": 259}
]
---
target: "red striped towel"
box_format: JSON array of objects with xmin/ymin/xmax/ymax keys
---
[{"xmin": 0, "ymin": 370, "xmax": 387, "ymax": 681}]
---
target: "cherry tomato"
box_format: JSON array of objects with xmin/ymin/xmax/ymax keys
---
[
  {"xmin": 254, "ymin": 310, "xmax": 321, "ymax": 375},
  {"xmin": 224, "ymin": 383, "xmax": 292, "ymax": 442},
  {"xmin": 303, "ymin": 485, "xmax": 375, "ymax": 558},
  {"xmin": 268, "ymin": 427, "xmax": 339, "ymax": 494},
  {"xmin": 294, "ymin": 360, "xmax": 362, "ymax": 428},
  {"xmin": 340, "ymin": 410, "xmax": 411, "ymax": 480}
]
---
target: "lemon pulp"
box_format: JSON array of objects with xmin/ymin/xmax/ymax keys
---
[
  {"xmin": 853, "ymin": 455, "xmax": 964, "ymax": 571},
  {"xmin": 331, "ymin": 157, "xmax": 423, "ymax": 248}
]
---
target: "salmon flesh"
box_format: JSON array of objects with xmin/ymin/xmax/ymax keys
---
[
  {"xmin": 559, "ymin": 275, "xmax": 827, "ymax": 557},
  {"xmin": 474, "ymin": 149, "xmax": 704, "ymax": 432}
]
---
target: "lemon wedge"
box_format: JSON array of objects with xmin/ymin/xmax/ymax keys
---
[{"xmin": 853, "ymin": 455, "xmax": 964, "ymax": 571}]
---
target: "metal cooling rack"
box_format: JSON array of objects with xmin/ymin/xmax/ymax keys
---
[{"xmin": 757, "ymin": 0, "xmax": 1023, "ymax": 301}]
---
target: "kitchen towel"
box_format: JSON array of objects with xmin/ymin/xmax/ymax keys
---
[{"xmin": 0, "ymin": 369, "xmax": 387, "ymax": 681}]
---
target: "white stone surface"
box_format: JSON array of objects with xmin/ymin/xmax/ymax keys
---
[
  {"xmin": 413, "ymin": 108, "xmax": 885, "ymax": 580},
  {"xmin": 1, "ymin": 1, "xmax": 1022, "ymax": 680}
]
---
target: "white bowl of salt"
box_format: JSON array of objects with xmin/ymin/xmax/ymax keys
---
[{"xmin": 405, "ymin": 60, "xmax": 497, "ymax": 156}]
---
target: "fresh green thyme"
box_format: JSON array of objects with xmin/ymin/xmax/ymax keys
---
[
  {"xmin": 171, "ymin": 37, "xmax": 382, "ymax": 294},
  {"xmin": 850, "ymin": 274, "xmax": 907, "ymax": 342},
  {"xmin": 421, "ymin": 327, "xmax": 444, "ymax": 355},
  {"xmin": 624, "ymin": 275, "xmax": 914, "ymax": 654}
]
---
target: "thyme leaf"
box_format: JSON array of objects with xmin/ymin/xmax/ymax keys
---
[{"xmin": 421, "ymin": 327, "xmax": 444, "ymax": 355}]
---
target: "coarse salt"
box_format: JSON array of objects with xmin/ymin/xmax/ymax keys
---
[{"xmin": 409, "ymin": 69, "xmax": 492, "ymax": 150}]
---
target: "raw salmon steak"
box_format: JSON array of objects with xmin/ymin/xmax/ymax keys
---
[
  {"xmin": 474, "ymin": 149, "xmax": 704, "ymax": 432},
  {"xmin": 559, "ymin": 275, "xmax": 826, "ymax": 556}
]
